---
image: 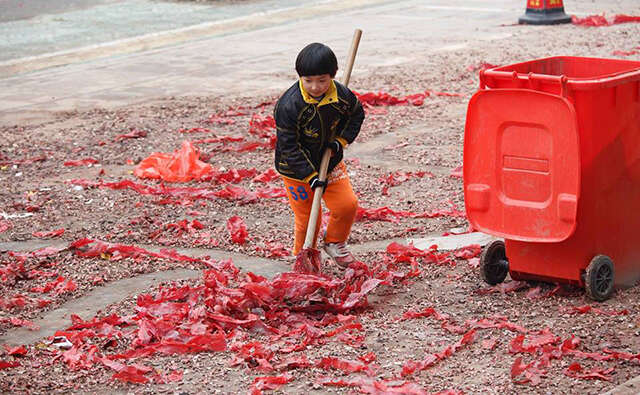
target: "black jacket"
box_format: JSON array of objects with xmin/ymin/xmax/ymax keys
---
[{"xmin": 274, "ymin": 80, "xmax": 365, "ymax": 182}]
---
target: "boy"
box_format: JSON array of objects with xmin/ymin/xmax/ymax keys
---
[{"xmin": 274, "ymin": 42, "xmax": 365, "ymax": 267}]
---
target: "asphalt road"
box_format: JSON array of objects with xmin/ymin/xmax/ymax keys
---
[
  {"xmin": 0, "ymin": 0, "xmax": 125, "ymax": 22},
  {"xmin": 0, "ymin": 0, "xmax": 317, "ymax": 61}
]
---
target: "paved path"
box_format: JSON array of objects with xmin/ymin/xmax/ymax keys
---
[{"xmin": 606, "ymin": 377, "xmax": 640, "ymax": 395}]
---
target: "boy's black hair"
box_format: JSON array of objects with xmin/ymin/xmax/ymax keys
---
[{"xmin": 295, "ymin": 43, "xmax": 338, "ymax": 78}]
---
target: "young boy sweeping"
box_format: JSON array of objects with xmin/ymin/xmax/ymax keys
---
[{"xmin": 274, "ymin": 42, "xmax": 365, "ymax": 267}]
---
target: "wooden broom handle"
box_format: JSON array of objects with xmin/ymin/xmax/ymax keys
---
[{"xmin": 341, "ymin": 29, "xmax": 362, "ymax": 87}]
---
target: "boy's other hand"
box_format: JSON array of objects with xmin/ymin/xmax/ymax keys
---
[
  {"xmin": 328, "ymin": 140, "xmax": 342, "ymax": 156},
  {"xmin": 309, "ymin": 176, "xmax": 327, "ymax": 191}
]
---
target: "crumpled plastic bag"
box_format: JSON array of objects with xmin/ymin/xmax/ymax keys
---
[{"xmin": 134, "ymin": 141, "xmax": 212, "ymax": 182}]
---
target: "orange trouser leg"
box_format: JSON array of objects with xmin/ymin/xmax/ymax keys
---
[
  {"xmin": 282, "ymin": 177, "xmax": 322, "ymax": 255},
  {"xmin": 282, "ymin": 168, "xmax": 358, "ymax": 255},
  {"xmin": 322, "ymin": 176, "xmax": 358, "ymax": 245}
]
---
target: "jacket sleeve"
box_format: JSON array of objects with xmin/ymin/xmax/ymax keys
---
[
  {"xmin": 274, "ymin": 100, "xmax": 317, "ymax": 182},
  {"xmin": 337, "ymin": 88, "xmax": 365, "ymax": 146}
]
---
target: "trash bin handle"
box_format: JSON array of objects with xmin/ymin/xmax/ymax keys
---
[
  {"xmin": 567, "ymin": 69, "xmax": 640, "ymax": 91},
  {"xmin": 481, "ymin": 69, "xmax": 569, "ymax": 96},
  {"xmin": 481, "ymin": 68, "xmax": 640, "ymax": 93}
]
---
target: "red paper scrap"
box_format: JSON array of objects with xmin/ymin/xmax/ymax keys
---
[
  {"xmin": 613, "ymin": 14, "xmax": 640, "ymax": 23},
  {"xmin": 482, "ymin": 338, "xmax": 498, "ymax": 350},
  {"xmin": 613, "ymin": 48, "xmax": 640, "ymax": 57},
  {"xmin": 0, "ymin": 154, "xmax": 46, "ymax": 166},
  {"xmin": 509, "ymin": 328, "xmax": 559, "ymax": 354},
  {"xmin": 249, "ymin": 374, "xmax": 292, "ymax": 395},
  {"xmin": 357, "ymin": 203, "xmax": 465, "ymax": 224},
  {"xmin": 227, "ymin": 216, "xmax": 248, "ymax": 244},
  {"xmin": 317, "ymin": 357, "xmax": 368, "ymax": 374},
  {"xmin": 358, "ymin": 352, "xmax": 377, "ymax": 364},
  {"xmin": 274, "ymin": 355, "xmax": 312, "ymax": 371},
  {"xmin": 206, "ymin": 168, "xmax": 259, "ymax": 184},
  {"xmin": 386, "ymin": 242, "xmax": 453, "ymax": 266},
  {"xmin": 193, "ymin": 136, "xmax": 245, "ymax": 146},
  {"xmin": 511, "ymin": 357, "xmax": 543, "ymax": 385},
  {"xmin": 379, "ymin": 170, "xmax": 433, "ymax": 195},
  {"xmin": 30, "ymin": 276, "xmax": 77, "ymax": 294},
  {"xmin": 565, "ymin": 305, "xmax": 629, "ymax": 316},
  {"xmin": 114, "ymin": 129, "xmax": 147, "ymax": 141},
  {"xmin": 32, "ymin": 228, "xmax": 65, "ymax": 238},
  {"xmin": 572, "ymin": 13, "xmax": 640, "ymax": 26},
  {"xmin": 248, "ymin": 113, "xmax": 276, "ymax": 138},
  {"xmin": 6, "ymin": 345, "xmax": 27, "ymax": 356},
  {"xmin": 476, "ymin": 281, "xmax": 529, "ymax": 295},
  {"xmin": 160, "ymin": 370, "xmax": 184, "ymax": 383},
  {"xmin": 355, "ymin": 89, "xmax": 463, "ymax": 109},
  {"xmin": 178, "ymin": 127, "xmax": 215, "ymax": 134},
  {"xmin": 467, "ymin": 62, "xmax": 499, "ymax": 72},
  {"xmin": 111, "ymin": 365, "xmax": 151, "ymax": 384},
  {"xmin": 9, "ymin": 317, "xmax": 40, "ymax": 331},
  {"xmin": 454, "ymin": 244, "xmax": 482, "ymax": 259},
  {"xmin": 64, "ymin": 158, "xmax": 99, "ymax": 167},
  {"xmin": 0, "ymin": 361, "xmax": 20, "ymax": 369},
  {"xmin": 0, "ymin": 220, "xmax": 12, "ymax": 233},
  {"xmin": 252, "ymin": 168, "xmax": 280, "ymax": 183},
  {"xmin": 399, "ymin": 307, "xmax": 450, "ymax": 322},
  {"xmin": 255, "ymin": 241, "xmax": 290, "ymax": 258},
  {"xmin": 401, "ymin": 330, "xmax": 477, "ymax": 376},
  {"xmin": 468, "ymin": 316, "xmax": 527, "ymax": 333},
  {"xmin": 564, "ymin": 363, "xmax": 614, "ymax": 381},
  {"xmin": 205, "ymin": 108, "xmax": 248, "ymax": 125}
]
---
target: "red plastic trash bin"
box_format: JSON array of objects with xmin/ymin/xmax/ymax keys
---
[{"xmin": 464, "ymin": 56, "xmax": 640, "ymax": 301}]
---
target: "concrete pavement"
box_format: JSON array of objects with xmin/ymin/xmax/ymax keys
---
[
  {"xmin": 2, "ymin": 0, "xmax": 633, "ymax": 126},
  {"xmin": 0, "ymin": 0, "xmax": 526, "ymax": 125}
]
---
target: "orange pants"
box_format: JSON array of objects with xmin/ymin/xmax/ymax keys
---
[{"xmin": 282, "ymin": 162, "xmax": 358, "ymax": 255}]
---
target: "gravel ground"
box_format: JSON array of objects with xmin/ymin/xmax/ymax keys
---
[{"xmin": 1, "ymin": 17, "xmax": 640, "ymax": 394}]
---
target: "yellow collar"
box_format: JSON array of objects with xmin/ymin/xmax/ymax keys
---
[{"xmin": 299, "ymin": 79, "xmax": 338, "ymax": 106}]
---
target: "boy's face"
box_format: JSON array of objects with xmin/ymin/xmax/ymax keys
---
[{"xmin": 301, "ymin": 74, "xmax": 332, "ymax": 98}]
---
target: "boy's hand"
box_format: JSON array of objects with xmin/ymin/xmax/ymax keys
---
[
  {"xmin": 309, "ymin": 176, "xmax": 327, "ymax": 191},
  {"xmin": 328, "ymin": 140, "xmax": 342, "ymax": 156}
]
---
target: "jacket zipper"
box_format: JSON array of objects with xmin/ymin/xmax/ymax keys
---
[{"xmin": 317, "ymin": 103, "xmax": 326, "ymax": 148}]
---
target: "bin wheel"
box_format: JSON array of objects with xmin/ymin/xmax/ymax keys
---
[
  {"xmin": 479, "ymin": 240, "xmax": 509, "ymax": 285},
  {"xmin": 584, "ymin": 255, "xmax": 615, "ymax": 302}
]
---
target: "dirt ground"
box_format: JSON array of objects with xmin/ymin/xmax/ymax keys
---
[{"xmin": 1, "ymin": 16, "xmax": 640, "ymax": 395}]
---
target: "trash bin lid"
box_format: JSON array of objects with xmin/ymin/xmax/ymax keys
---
[{"xmin": 464, "ymin": 89, "xmax": 580, "ymax": 242}]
